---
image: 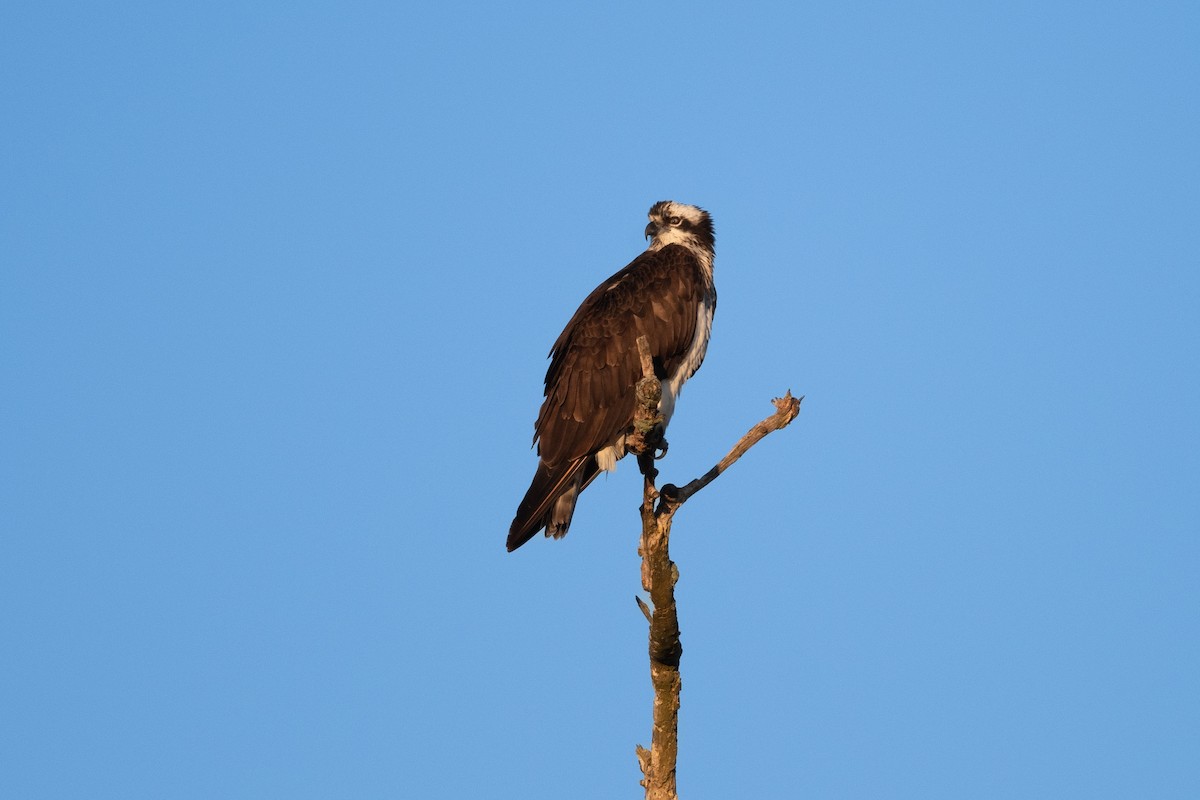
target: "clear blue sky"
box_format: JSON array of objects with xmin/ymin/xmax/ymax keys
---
[{"xmin": 3, "ymin": 2, "xmax": 1197, "ymax": 798}]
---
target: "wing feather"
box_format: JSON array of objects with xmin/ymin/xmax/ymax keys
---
[{"xmin": 534, "ymin": 245, "xmax": 709, "ymax": 467}]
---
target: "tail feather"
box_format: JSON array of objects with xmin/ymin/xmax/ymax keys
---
[{"xmin": 507, "ymin": 457, "xmax": 600, "ymax": 551}]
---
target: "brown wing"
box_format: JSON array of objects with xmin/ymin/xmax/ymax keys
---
[{"xmin": 534, "ymin": 244, "xmax": 709, "ymax": 468}]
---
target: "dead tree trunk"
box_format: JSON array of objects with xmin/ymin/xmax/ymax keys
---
[{"xmin": 627, "ymin": 336, "xmax": 802, "ymax": 799}]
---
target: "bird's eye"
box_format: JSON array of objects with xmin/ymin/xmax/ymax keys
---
[{"xmin": 668, "ymin": 216, "xmax": 682, "ymax": 226}]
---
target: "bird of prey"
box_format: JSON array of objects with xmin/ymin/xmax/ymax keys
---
[{"xmin": 507, "ymin": 201, "xmax": 717, "ymax": 551}]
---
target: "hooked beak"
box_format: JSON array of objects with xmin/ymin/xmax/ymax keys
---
[{"xmin": 644, "ymin": 221, "xmax": 658, "ymax": 241}]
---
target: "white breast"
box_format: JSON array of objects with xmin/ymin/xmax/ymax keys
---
[{"xmin": 661, "ymin": 294, "xmax": 715, "ymax": 426}]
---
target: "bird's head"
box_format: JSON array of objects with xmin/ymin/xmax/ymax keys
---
[{"xmin": 644, "ymin": 201, "xmax": 715, "ymax": 254}]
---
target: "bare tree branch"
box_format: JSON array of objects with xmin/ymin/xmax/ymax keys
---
[
  {"xmin": 625, "ymin": 337, "xmax": 664, "ymax": 472},
  {"xmin": 630, "ymin": 335, "xmax": 803, "ymax": 799},
  {"xmin": 659, "ymin": 391, "xmax": 803, "ymax": 509}
]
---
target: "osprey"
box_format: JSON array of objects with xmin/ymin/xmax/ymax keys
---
[{"xmin": 507, "ymin": 201, "xmax": 716, "ymax": 552}]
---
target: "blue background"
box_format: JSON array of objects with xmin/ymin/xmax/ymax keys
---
[{"xmin": 3, "ymin": 2, "xmax": 1197, "ymax": 798}]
